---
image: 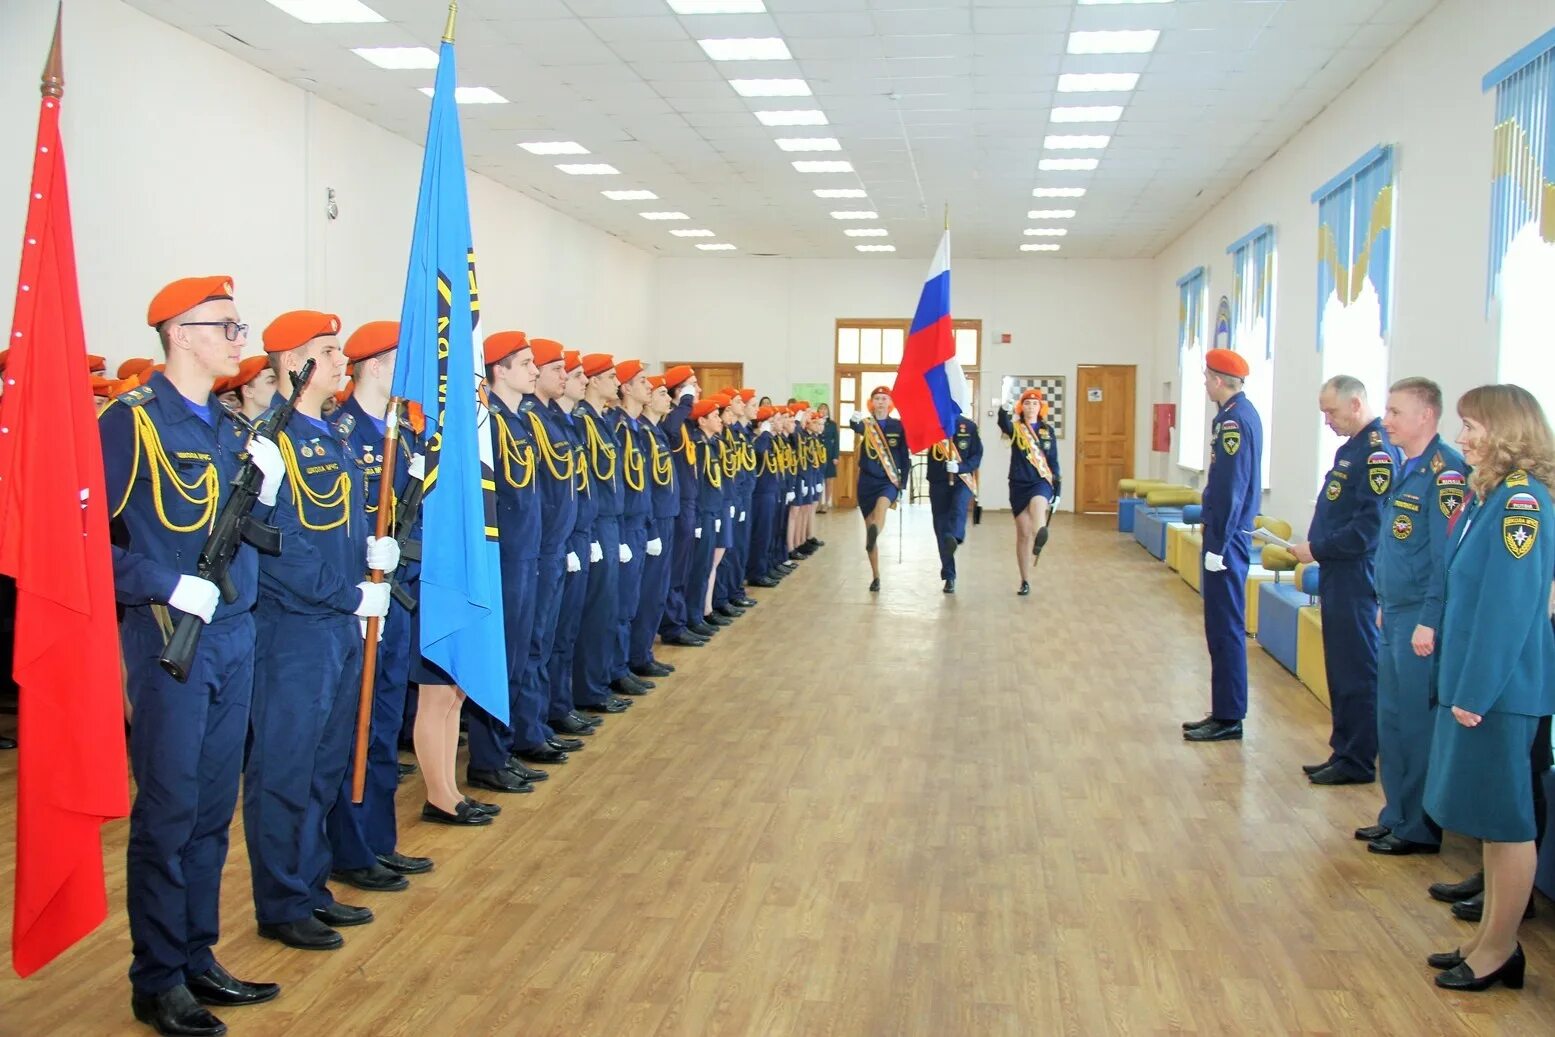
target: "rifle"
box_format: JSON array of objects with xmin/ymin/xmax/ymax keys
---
[{"xmin": 159, "ymin": 360, "xmax": 316, "ymax": 681}]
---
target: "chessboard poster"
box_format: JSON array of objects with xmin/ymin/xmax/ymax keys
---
[{"xmin": 1000, "ymin": 375, "xmax": 1067, "ymax": 439}]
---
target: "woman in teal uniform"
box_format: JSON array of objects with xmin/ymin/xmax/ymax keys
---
[{"xmin": 1423, "ymin": 384, "xmax": 1555, "ymax": 992}]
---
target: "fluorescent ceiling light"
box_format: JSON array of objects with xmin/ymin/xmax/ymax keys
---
[
  {"xmin": 1044, "ymin": 135, "xmax": 1111, "ymax": 150},
  {"xmin": 518, "ymin": 141, "xmax": 589, "ymax": 155},
  {"xmin": 699, "ymin": 38, "xmax": 791, "ymax": 61},
  {"xmin": 844, "ymin": 229, "xmax": 889, "ymax": 237},
  {"xmin": 756, "ymin": 110, "xmax": 828, "ymax": 126},
  {"xmin": 668, "ymin": 1, "xmax": 766, "ymax": 13},
  {"xmin": 639, "ymin": 212, "xmax": 690, "ymax": 220},
  {"xmin": 1068, "ymin": 30, "xmax": 1160, "ymax": 55},
  {"xmin": 814, "ymin": 188, "xmax": 867, "ymax": 198},
  {"xmin": 776, "ymin": 138, "xmax": 841, "ymax": 152},
  {"xmin": 697, "ymin": 243, "xmax": 738, "ymax": 251},
  {"xmin": 731, "ymin": 79, "xmax": 812, "ymax": 97},
  {"xmin": 856, "ymin": 245, "xmax": 897, "ymax": 252},
  {"xmin": 1078, "ymin": 0, "xmax": 1173, "ymax": 5},
  {"xmin": 1027, "ymin": 210, "xmax": 1077, "ymax": 219},
  {"xmin": 1039, "ymin": 158, "xmax": 1099, "ymax": 171},
  {"xmin": 556, "ymin": 163, "xmax": 620, "ymax": 175},
  {"xmin": 1050, "ymin": 105, "xmax": 1124, "ymax": 123},
  {"xmin": 830, "ymin": 211, "xmax": 878, "ymax": 220},
  {"xmin": 1021, "ymin": 244, "xmax": 1063, "ymax": 252},
  {"xmin": 1025, "ymin": 228, "xmax": 1069, "ymax": 237},
  {"xmin": 352, "ymin": 46, "xmax": 437, "ymax": 69},
  {"xmin": 1057, "ymin": 73, "xmax": 1140, "ymax": 93},
  {"xmin": 671, "ymin": 229, "xmax": 716, "ymax": 237},
  {"xmin": 602, "ymin": 189, "xmax": 658, "ymax": 200},
  {"xmin": 1033, "ymin": 187, "xmax": 1087, "ymax": 198},
  {"xmin": 794, "ymin": 160, "xmax": 854, "ymax": 173},
  {"xmin": 418, "ymin": 86, "xmax": 508, "ymax": 104},
  {"xmin": 264, "ymin": 0, "xmax": 384, "ymax": 23}
]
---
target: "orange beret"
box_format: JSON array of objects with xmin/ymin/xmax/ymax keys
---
[
  {"xmin": 1018, "ymin": 388, "xmax": 1044, "ymax": 406},
  {"xmin": 581, "ymin": 353, "xmax": 614, "ymax": 378},
  {"xmin": 691, "ymin": 400, "xmax": 720, "ymax": 420},
  {"xmin": 483, "ymin": 330, "xmax": 529, "ymax": 368},
  {"xmin": 755, "ymin": 405, "xmax": 777, "ymax": 421},
  {"xmin": 228, "ymin": 355, "xmax": 270, "ymax": 390},
  {"xmin": 663, "ymin": 364, "xmax": 694, "ymax": 389},
  {"xmin": 1205, "ymin": 348, "xmax": 1249, "ymax": 379},
  {"xmin": 793, "ymin": 400, "xmax": 811, "ymax": 412},
  {"xmin": 87, "ymin": 354, "xmax": 106, "ymax": 373},
  {"xmin": 90, "ymin": 375, "xmax": 118, "ymax": 396},
  {"xmin": 868, "ymin": 385, "xmax": 892, "ymax": 399},
  {"xmin": 564, "ymin": 350, "xmax": 582, "ymax": 372},
  {"xmin": 530, "ymin": 338, "xmax": 564, "ymax": 367},
  {"xmin": 738, "ymin": 388, "xmax": 755, "ymax": 401},
  {"xmin": 647, "ymin": 375, "xmax": 666, "ymax": 390},
  {"xmin": 345, "ymin": 321, "xmax": 401, "ymax": 362},
  {"xmin": 146, "ymin": 275, "xmax": 234, "ymax": 327},
  {"xmin": 263, "ymin": 310, "xmax": 341, "ymax": 354},
  {"xmin": 615, "ymin": 359, "xmax": 644, "ymax": 383},
  {"xmin": 117, "ymin": 357, "xmax": 153, "ymax": 380}
]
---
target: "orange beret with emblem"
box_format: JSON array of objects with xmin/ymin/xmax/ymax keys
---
[
  {"xmin": 581, "ymin": 353, "xmax": 615, "ymax": 378},
  {"xmin": 147, "ymin": 275, "xmax": 235, "ymax": 328},
  {"xmin": 529, "ymin": 338, "xmax": 564, "ymax": 367},
  {"xmin": 262, "ymin": 310, "xmax": 341, "ymax": 354},
  {"xmin": 482, "ymin": 330, "xmax": 529, "ymax": 368},
  {"xmin": 1205, "ymin": 348, "xmax": 1249, "ymax": 379},
  {"xmin": 345, "ymin": 321, "xmax": 401, "ymax": 363}
]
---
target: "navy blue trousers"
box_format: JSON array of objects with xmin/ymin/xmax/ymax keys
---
[
  {"xmin": 550, "ymin": 533, "xmax": 593, "ymax": 714},
  {"xmin": 1376, "ymin": 604, "xmax": 1442, "ymax": 845},
  {"xmin": 124, "ymin": 611, "xmax": 253, "ymax": 996},
  {"xmin": 1202, "ymin": 545, "xmax": 1250, "ymax": 721},
  {"xmin": 748, "ymin": 491, "xmax": 778, "ymax": 581},
  {"xmin": 614, "ymin": 517, "xmax": 650, "ymax": 681},
  {"xmin": 930, "ymin": 482, "xmax": 973, "ymax": 580},
  {"xmin": 246, "ymin": 608, "xmax": 361, "ymax": 927},
  {"xmin": 573, "ymin": 516, "xmax": 620, "ymax": 707},
  {"xmin": 1320, "ymin": 563, "xmax": 1380, "ymax": 780},
  {"xmin": 631, "ymin": 514, "xmax": 675, "ymax": 667},
  {"xmin": 658, "ymin": 506, "xmax": 697, "ymax": 637},
  {"xmin": 686, "ymin": 507, "xmax": 718, "ymax": 621},
  {"xmin": 466, "ymin": 555, "xmax": 540, "ymax": 769}
]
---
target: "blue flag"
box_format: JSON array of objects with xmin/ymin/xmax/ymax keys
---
[{"xmin": 391, "ymin": 38, "xmax": 508, "ymax": 723}]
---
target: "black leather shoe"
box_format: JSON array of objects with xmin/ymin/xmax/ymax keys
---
[
  {"xmin": 504, "ymin": 759, "xmax": 550, "ymax": 782},
  {"xmin": 1427, "ymin": 948, "xmax": 1465, "ymax": 970},
  {"xmin": 257, "ymin": 918, "xmax": 343, "ymax": 951},
  {"xmin": 1034, "ymin": 525, "xmax": 1050, "ymax": 557},
  {"xmin": 1184, "ymin": 719, "xmax": 1243, "ymax": 742},
  {"xmin": 705, "ymin": 612, "xmax": 733, "ymax": 627},
  {"xmin": 805, "ymin": 537, "xmax": 824, "ymax": 549},
  {"xmin": 132, "ymin": 985, "xmax": 228, "ymax": 1035},
  {"xmin": 1367, "ymin": 833, "xmax": 1439, "ymax": 856},
  {"xmin": 376, "ymin": 851, "xmax": 433, "ymax": 875},
  {"xmin": 516, "ymin": 745, "xmax": 568, "ymax": 764},
  {"xmin": 1181, "ymin": 715, "xmax": 1215, "ymax": 731},
  {"xmin": 0, "ymin": 735, "xmax": 16, "ymax": 751},
  {"xmin": 547, "ymin": 736, "xmax": 584, "ymax": 752},
  {"xmin": 330, "ymin": 864, "xmax": 409, "ymax": 891},
  {"xmin": 663, "ymin": 631, "xmax": 707, "ymax": 646},
  {"xmin": 1435, "ymin": 945, "xmax": 1524, "ymax": 991},
  {"xmin": 1354, "ymin": 824, "xmax": 1390, "ymax": 842},
  {"xmin": 314, "ymin": 901, "xmax": 373, "ymax": 927},
  {"xmin": 568, "ymin": 709, "xmax": 602, "ymax": 728},
  {"xmin": 632, "ymin": 662, "xmax": 673, "ymax": 678},
  {"xmin": 463, "ymin": 796, "xmax": 501, "ymax": 817},
  {"xmin": 750, "ymin": 577, "xmax": 780, "ymax": 588},
  {"xmin": 1017, "ymin": 581, "xmax": 1030, "ymax": 596},
  {"xmin": 551, "ymin": 713, "xmax": 594, "ymax": 735},
  {"xmin": 869, "ymin": 578, "xmax": 880, "ymax": 592},
  {"xmin": 421, "ymin": 800, "xmax": 492, "ymax": 826},
  {"xmin": 1453, "ymin": 892, "xmax": 1536, "ymax": 922},
  {"xmin": 611, "ymin": 676, "xmax": 653, "ymax": 695},
  {"xmin": 778, "ymin": 561, "xmax": 798, "ymax": 571},
  {"xmin": 466, "ymin": 767, "xmax": 534, "ymax": 793},
  {"xmin": 186, "ymin": 962, "xmax": 279, "ymax": 1007},
  {"xmin": 732, "ymin": 596, "xmax": 758, "ymax": 608},
  {"xmin": 1429, "ymin": 872, "xmax": 1483, "ymax": 903},
  {"xmin": 688, "ymin": 621, "xmax": 718, "ymax": 637},
  {"xmin": 943, "ymin": 579, "xmax": 955, "ymax": 594},
  {"xmin": 1309, "ymin": 764, "xmax": 1373, "ymax": 785},
  {"xmin": 580, "ymin": 698, "xmax": 630, "ymax": 714},
  {"xmin": 865, "ymin": 523, "xmax": 880, "ymax": 553},
  {"xmin": 397, "ymin": 761, "xmax": 417, "ymax": 778}
]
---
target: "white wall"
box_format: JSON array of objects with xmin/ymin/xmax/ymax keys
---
[
  {"xmin": 1149, "ymin": 0, "xmax": 1555, "ymax": 531},
  {"xmin": 0, "ymin": 0, "xmax": 653, "ymax": 372},
  {"xmin": 651, "ymin": 256, "xmax": 1157, "ymax": 509}
]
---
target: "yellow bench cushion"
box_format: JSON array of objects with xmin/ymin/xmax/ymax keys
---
[
  {"xmin": 1297, "ymin": 606, "xmax": 1329, "ymax": 708},
  {"xmin": 1145, "ymin": 487, "xmax": 1201, "ymax": 507},
  {"xmin": 1120, "ymin": 478, "xmax": 1169, "ymax": 497},
  {"xmin": 1260, "ymin": 545, "xmax": 1298, "ymax": 572}
]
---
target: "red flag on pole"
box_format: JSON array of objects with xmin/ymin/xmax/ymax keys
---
[{"xmin": 0, "ymin": 8, "xmax": 130, "ymax": 978}]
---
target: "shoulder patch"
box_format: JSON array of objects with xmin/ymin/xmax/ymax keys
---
[
  {"xmin": 1506, "ymin": 469, "xmax": 1530, "ymax": 488},
  {"xmin": 1437, "ymin": 469, "xmax": 1466, "ymax": 517},
  {"xmin": 1506, "ymin": 491, "xmax": 1540, "ymax": 512},
  {"xmin": 1504, "ymin": 514, "xmax": 1539, "ymax": 558},
  {"xmin": 119, "ymin": 384, "xmax": 156, "ymax": 407},
  {"xmin": 1367, "ymin": 451, "xmax": 1393, "ymax": 494},
  {"xmin": 1220, "ymin": 423, "xmax": 1242, "ymax": 455},
  {"xmin": 1369, "ymin": 429, "xmax": 1383, "ymax": 447}
]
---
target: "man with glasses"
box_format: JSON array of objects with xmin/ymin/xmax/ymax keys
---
[{"xmin": 101, "ymin": 276, "xmax": 285, "ymax": 1035}]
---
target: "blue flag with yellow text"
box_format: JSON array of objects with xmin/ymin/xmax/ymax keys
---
[{"xmin": 391, "ymin": 38, "xmax": 507, "ymax": 722}]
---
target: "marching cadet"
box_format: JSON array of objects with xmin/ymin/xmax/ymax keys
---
[
  {"xmin": 997, "ymin": 389, "xmax": 1061, "ymax": 596},
  {"xmin": 324, "ymin": 321, "xmax": 433, "ymax": 895},
  {"xmin": 747, "ymin": 405, "xmax": 783, "ymax": 588},
  {"xmin": 657, "ymin": 366, "xmax": 707, "ymax": 647},
  {"xmin": 1291, "ymin": 375, "xmax": 1399, "ymax": 784},
  {"xmin": 228, "ymin": 355, "xmax": 276, "ymax": 424},
  {"xmin": 685, "ymin": 398, "xmax": 726, "ymax": 635},
  {"xmin": 245, "ymin": 310, "xmax": 395, "ymax": 951},
  {"xmin": 927, "ymin": 414, "xmax": 983, "ymax": 593},
  {"xmin": 105, "ymin": 276, "xmax": 284, "ymax": 1035},
  {"xmin": 1184, "ymin": 349, "xmax": 1263, "ymax": 744},
  {"xmin": 611, "ymin": 360, "xmax": 659, "ymax": 692},
  {"xmin": 629, "ymin": 376, "xmax": 680, "ymax": 676},
  {"xmin": 848, "ymin": 388, "xmax": 910, "ymax": 592}
]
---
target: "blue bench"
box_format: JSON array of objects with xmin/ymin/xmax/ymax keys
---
[
  {"xmin": 1118, "ymin": 496, "xmax": 1145, "ymax": 533},
  {"xmin": 1256, "ymin": 582, "xmax": 1308, "ymax": 675},
  {"xmin": 1133, "ymin": 507, "xmax": 1183, "ymax": 560}
]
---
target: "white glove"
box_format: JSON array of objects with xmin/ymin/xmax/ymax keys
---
[
  {"xmin": 366, "ymin": 535, "xmax": 401, "ymax": 573},
  {"xmin": 1204, "ymin": 552, "xmax": 1227, "ymax": 573},
  {"xmin": 590, "ymin": 541, "xmax": 603, "ymax": 563},
  {"xmin": 566, "ymin": 551, "xmax": 582, "ymax": 573},
  {"xmin": 619, "ymin": 543, "xmax": 633, "ymax": 564},
  {"xmin": 646, "ymin": 538, "xmax": 663, "ymax": 556},
  {"xmin": 247, "ymin": 436, "xmax": 285, "ymax": 506},
  {"xmin": 408, "ymin": 453, "xmax": 426, "ymax": 480},
  {"xmin": 715, "ymin": 519, "xmax": 722, "ymax": 533},
  {"xmin": 358, "ymin": 617, "xmax": 385, "ymax": 642},
  {"xmin": 169, "ymin": 574, "xmax": 220, "ymax": 624},
  {"xmin": 946, "ymin": 460, "xmax": 960, "ymax": 473},
  {"xmin": 739, "ymin": 511, "xmax": 746, "ymax": 522},
  {"xmin": 695, "ymin": 526, "xmax": 703, "ymax": 539},
  {"xmin": 786, "ymin": 491, "xmax": 795, "ymax": 503},
  {"xmin": 354, "ymin": 580, "xmax": 391, "ymax": 618}
]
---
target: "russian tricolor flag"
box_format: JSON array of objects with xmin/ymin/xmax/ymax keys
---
[{"xmin": 893, "ymin": 230, "xmax": 971, "ymax": 452}]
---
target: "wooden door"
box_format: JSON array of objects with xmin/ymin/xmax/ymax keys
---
[
  {"xmin": 664, "ymin": 361, "xmax": 744, "ymax": 398},
  {"xmin": 1074, "ymin": 364, "xmax": 1135, "ymax": 514}
]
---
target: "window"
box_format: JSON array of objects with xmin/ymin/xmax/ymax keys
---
[
  {"xmin": 1313, "ymin": 146, "xmax": 1394, "ymax": 487},
  {"xmin": 1227, "ymin": 225, "xmax": 1276, "ymax": 488},
  {"xmin": 834, "ymin": 318, "xmax": 980, "ymax": 453},
  {"xmin": 1174, "ymin": 267, "xmax": 1207, "ymax": 470},
  {"xmin": 1486, "ymin": 30, "xmax": 1555, "ymax": 405}
]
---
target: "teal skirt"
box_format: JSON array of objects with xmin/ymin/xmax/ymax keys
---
[{"xmin": 1423, "ymin": 706, "xmax": 1541, "ymax": 842}]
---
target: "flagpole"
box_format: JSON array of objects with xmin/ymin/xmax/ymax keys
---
[{"xmin": 351, "ymin": 406, "xmax": 401, "ymax": 802}]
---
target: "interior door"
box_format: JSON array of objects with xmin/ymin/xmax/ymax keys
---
[{"xmin": 1074, "ymin": 364, "xmax": 1136, "ymax": 514}]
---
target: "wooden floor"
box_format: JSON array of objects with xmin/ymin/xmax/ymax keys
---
[{"xmin": 1, "ymin": 508, "xmax": 1552, "ymax": 1035}]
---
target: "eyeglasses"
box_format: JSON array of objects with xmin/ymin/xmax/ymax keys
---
[{"xmin": 178, "ymin": 320, "xmax": 248, "ymax": 342}]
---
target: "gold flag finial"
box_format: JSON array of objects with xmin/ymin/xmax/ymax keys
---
[
  {"xmin": 943, "ymin": 202, "xmax": 949, "ymax": 231},
  {"xmin": 443, "ymin": 1, "xmax": 458, "ymax": 43},
  {"xmin": 41, "ymin": 3, "xmax": 64, "ymax": 99}
]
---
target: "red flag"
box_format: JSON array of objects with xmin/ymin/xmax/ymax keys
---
[{"xmin": 0, "ymin": 13, "xmax": 129, "ymax": 978}]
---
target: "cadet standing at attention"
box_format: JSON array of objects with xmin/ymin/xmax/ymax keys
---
[
  {"xmin": 628, "ymin": 376, "xmax": 680, "ymax": 677},
  {"xmin": 611, "ymin": 360, "xmax": 658, "ymax": 696},
  {"xmin": 1184, "ymin": 348, "xmax": 1263, "ymax": 743},
  {"xmin": 927, "ymin": 414, "xmax": 982, "ymax": 594},
  {"xmin": 657, "ymin": 366, "xmax": 705, "ymax": 648}
]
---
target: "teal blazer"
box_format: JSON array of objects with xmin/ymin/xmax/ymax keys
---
[{"xmin": 1439, "ymin": 469, "xmax": 1555, "ymax": 717}]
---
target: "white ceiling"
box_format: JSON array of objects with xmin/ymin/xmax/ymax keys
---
[{"xmin": 122, "ymin": 0, "xmax": 1441, "ymax": 260}]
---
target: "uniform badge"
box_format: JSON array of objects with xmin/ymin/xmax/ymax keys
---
[
  {"xmin": 1392, "ymin": 514, "xmax": 1413, "ymax": 540},
  {"xmin": 1369, "ymin": 429, "xmax": 1382, "ymax": 447},
  {"xmin": 1506, "ymin": 491, "xmax": 1540, "ymax": 512},
  {"xmin": 1367, "ymin": 451, "xmax": 1393, "ymax": 494},
  {"xmin": 1437, "ymin": 470, "xmax": 1465, "ymax": 517},
  {"xmin": 1504, "ymin": 515, "xmax": 1539, "ymax": 558},
  {"xmin": 1220, "ymin": 419, "xmax": 1240, "ymax": 456},
  {"xmin": 1326, "ymin": 480, "xmax": 1342, "ymax": 501},
  {"xmin": 1507, "ymin": 469, "xmax": 1530, "ymax": 488},
  {"xmin": 1430, "ymin": 452, "xmax": 1445, "ymax": 474}
]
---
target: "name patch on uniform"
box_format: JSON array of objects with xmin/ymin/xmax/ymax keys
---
[
  {"xmin": 1325, "ymin": 480, "xmax": 1342, "ymax": 501},
  {"xmin": 305, "ymin": 463, "xmax": 340, "ymax": 476},
  {"xmin": 1337, "ymin": 459, "xmax": 1352, "ymax": 469},
  {"xmin": 1392, "ymin": 514, "xmax": 1413, "ymax": 539},
  {"xmin": 1394, "ymin": 499, "xmax": 1420, "ymax": 512},
  {"xmin": 174, "ymin": 450, "xmax": 214, "ymax": 463},
  {"xmin": 1505, "ymin": 515, "xmax": 1539, "ymax": 558},
  {"xmin": 1437, "ymin": 470, "xmax": 1466, "ymax": 517},
  {"xmin": 1367, "ymin": 451, "xmax": 1393, "ymax": 494}
]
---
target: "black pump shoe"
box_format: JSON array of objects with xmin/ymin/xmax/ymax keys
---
[{"xmin": 1435, "ymin": 945, "xmax": 1525, "ymax": 991}]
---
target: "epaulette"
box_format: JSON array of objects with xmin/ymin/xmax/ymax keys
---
[
  {"xmin": 518, "ymin": 397, "xmax": 536, "ymax": 414},
  {"xmin": 1506, "ymin": 469, "xmax": 1530, "ymax": 488},
  {"xmin": 331, "ymin": 411, "xmax": 357, "ymax": 438},
  {"xmin": 118, "ymin": 384, "xmax": 155, "ymax": 408}
]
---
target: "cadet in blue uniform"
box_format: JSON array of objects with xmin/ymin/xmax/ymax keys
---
[
  {"xmin": 106, "ymin": 276, "xmax": 284, "ymax": 1035},
  {"xmin": 747, "ymin": 405, "xmax": 783, "ymax": 588},
  {"xmin": 657, "ymin": 367, "xmax": 706, "ymax": 646},
  {"xmin": 1184, "ymin": 349, "xmax": 1263, "ymax": 743},
  {"xmin": 324, "ymin": 321, "xmax": 434, "ymax": 894},
  {"xmin": 1360, "ymin": 377, "xmax": 1464, "ymax": 855},
  {"xmin": 629, "ymin": 376, "xmax": 680, "ymax": 676},
  {"xmin": 684, "ymin": 399, "xmax": 727, "ymax": 630},
  {"xmin": 927, "ymin": 415, "xmax": 982, "ymax": 593},
  {"xmin": 1291, "ymin": 375, "xmax": 1399, "ymax": 784},
  {"xmin": 848, "ymin": 387, "xmax": 910, "ymax": 592},
  {"xmin": 996, "ymin": 389, "xmax": 1061, "ymax": 596},
  {"xmin": 1422, "ymin": 384, "xmax": 1555, "ymax": 993},
  {"xmin": 713, "ymin": 393, "xmax": 761, "ymax": 618},
  {"xmin": 246, "ymin": 310, "xmax": 393, "ymax": 952},
  {"xmin": 611, "ymin": 359, "xmax": 658, "ymax": 695}
]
